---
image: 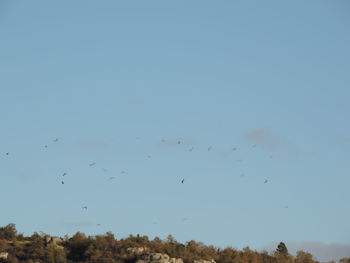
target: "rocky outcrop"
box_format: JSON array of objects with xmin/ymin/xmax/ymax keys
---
[
  {"xmin": 45, "ymin": 236, "xmax": 64, "ymax": 249},
  {"xmin": 0, "ymin": 252, "xmax": 8, "ymax": 260},
  {"xmin": 136, "ymin": 253, "xmax": 183, "ymax": 263},
  {"xmin": 124, "ymin": 248, "xmax": 214, "ymax": 263},
  {"xmin": 126, "ymin": 247, "xmax": 149, "ymax": 255},
  {"xmin": 194, "ymin": 260, "xmax": 216, "ymax": 263}
]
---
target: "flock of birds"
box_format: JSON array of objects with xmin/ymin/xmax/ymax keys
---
[{"xmin": 3, "ymin": 137, "xmax": 289, "ymax": 227}]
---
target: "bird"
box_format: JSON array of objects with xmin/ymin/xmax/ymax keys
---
[
  {"xmin": 109, "ymin": 177, "xmax": 116, "ymax": 180},
  {"xmin": 5, "ymin": 152, "xmax": 9, "ymax": 156},
  {"xmin": 44, "ymin": 145, "xmax": 48, "ymax": 148},
  {"xmin": 232, "ymin": 147, "xmax": 237, "ymax": 151},
  {"xmin": 181, "ymin": 179, "xmax": 185, "ymax": 184},
  {"xmin": 177, "ymin": 140, "xmax": 181, "ymax": 144},
  {"xmin": 62, "ymin": 172, "xmax": 67, "ymax": 176},
  {"xmin": 284, "ymin": 205, "xmax": 289, "ymax": 209},
  {"xmin": 121, "ymin": 170, "xmax": 126, "ymax": 174},
  {"xmin": 61, "ymin": 181, "xmax": 64, "ymax": 184},
  {"xmin": 89, "ymin": 162, "xmax": 96, "ymax": 167},
  {"xmin": 208, "ymin": 146, "xmax": 213, "ymax": 151},
  {"xmin": 161, "ymin": 139, "xmax": 166, "ymax": 143},
  {"xmin": 53, "ymin": 138, "xmax": 59, "ymax": 142},
  {"xmin": 97, "ymin": 224, "xmax": 101, "ymax": 226},
  {"xmin": 82, "ymin": 206, "xmax": 87, "ymax": 210},
  {"xmin": 264, "ymin": 179, "xmax": 268, "ymax": 184}
]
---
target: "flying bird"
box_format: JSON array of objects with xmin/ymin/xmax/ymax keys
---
[
  {"xmin": 53, "ymin": 138, "xmax": 59, "ymax": 142},
  {"xmin": 264, "ymin": 179, "xmax": 268, "ymax": 184},
  {"xmin": 62, "ymin": 172, "xmax": 67, "ymax": 176},
  {"xmin": 284, "ymin": 205, "xmax": 289, "ymax": 209},
  {"xmin": 181, "ymin": 179, "xmax": 185, "ymax": 184},
  {"xmin": 44, "ymin": 145, "xmax": 48, "ymax": 148},
  {"xmin": 177, "ymin": 140, "xmax": 181, "ymax": 144},
  {"xmin": 82, "ymin": 206, "xmax": 87, "ymax": 210},
  {"xmin": 89, "ymin": 162, "xmax": 96, "ymax": 167},
  {"xmin": 61, "ymin": 181, "xmax": 64, "ymax": 184},
  {"xmin": 208, "ymin": 146, "xmax": 213, "ymax": 151},
  {"xmin": 232, "ymin": 147, "xmax": 237, "ymax": 151},
  {"xmin": 5, "ymin": 152, "xmax": 9, "ymax": 156}
]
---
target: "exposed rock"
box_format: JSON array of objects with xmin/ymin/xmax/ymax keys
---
[
  {"xmin": 44, "ymin": 236, "xmax": 64, "ymax": 250},
  {"xmin": 126, "ymin": 247, "xmax": 149, "ymax": 255},
  {"xmin": 136, "ymin": 253, "xmax": 183, "ymax": 263},
  {"xmin": 194, "ymin": 259, "xmax": 216, "ymax": 263},
  {"xmin": 0, "ymin": 252, "xmax": 8, "ymax": 260},
  {"xmin": 45, "ymin": 236, "xmax": 63, "ymax": 246}
]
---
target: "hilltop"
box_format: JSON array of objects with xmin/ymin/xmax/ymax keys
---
[{"xmin": 0, "ymin": 224, "xmax": 348, "ymax": 263}]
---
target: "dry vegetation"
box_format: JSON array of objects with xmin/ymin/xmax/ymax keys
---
[{"xmin": 0, "ymin": 224, "xmax": 349, "ymax": 263}]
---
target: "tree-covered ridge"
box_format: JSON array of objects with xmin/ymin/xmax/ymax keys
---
[{"xmin": 0, "ymin": 224, "xmax": 348, "ymax": 263}]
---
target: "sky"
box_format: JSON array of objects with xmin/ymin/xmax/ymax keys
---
[{"xmin": 1, "ymin": 1, "xmax": 350, "ymax": 262}]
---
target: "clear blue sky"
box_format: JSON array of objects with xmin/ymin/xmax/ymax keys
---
[{"xmin": 1, "ymin": 0, "xmax": 350, "ymax": 261}]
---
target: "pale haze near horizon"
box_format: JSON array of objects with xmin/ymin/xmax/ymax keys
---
[{"xmin": 0, "ymin": 1, "xmax": 350, "ymax": 262}]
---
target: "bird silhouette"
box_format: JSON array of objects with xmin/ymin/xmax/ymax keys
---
[
  {"xmin": 208, "ymin": 146, "xmax": 212, "ymax": 151},
  {"xmin": 177, "ymin": 140, "xmax": 181, "ymax": 144},
  {"xmin": 53, "ymin": 138, "xmax": 59, "ymax": 142},
  {"xmin": 264, "ymin": 179, "xmax": 268, "ymax": 184},
  {"xmin": 62, "ymin": 173, "xmax": 67, "ymax": 176},
  {"xmin": 89, "ymin": 162, "xmax": 96, "ymax": 167},
  {"xmin": 181, "ymin": 179, "xmax": 185, "ymax": 184},
  {"xmin": 82, "ymin": 206, "xmax": 87, "ymax": 210},
  {"xmin": 61, "ymin": 181, "xmax": 64, "ymax": 184},
  {"xmin": 232, "ymin": 147, "xmax": 237, "ymax": 151},
  {"xmin": 5, "ymin": 152, "xmax": 9, "ymax": 156}
]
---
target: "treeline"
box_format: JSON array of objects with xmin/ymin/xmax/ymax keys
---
[{"xmin": 0, "ymin": 224, "xmax": 349, "ymax": 263}]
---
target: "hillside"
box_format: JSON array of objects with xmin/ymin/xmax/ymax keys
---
[{"xmin": 0, "ymin": 224, "xmax": 348, "ymax": 263}]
